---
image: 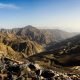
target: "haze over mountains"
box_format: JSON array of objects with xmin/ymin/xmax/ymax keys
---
[{"xmin": 0, "ymin": 25, "xmax": 77, "ymax": 44}]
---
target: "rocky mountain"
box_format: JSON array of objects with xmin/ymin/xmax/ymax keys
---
[
  {"xmin": 0, "ymin": 25, "xmax": 77, "ymax": 44},
  {"xmin": 0, "ymin": 25, "xmax": 79, "ymax": 76},
  {"xmin": 11, "ymin": 40, "xmax": 44, "ymax": 56},
  {"xmin": 0, "ymin": 34, "xmax": 79, "ymax": 80},
  {"xmin": 0, "ymin": 43, "xmax": 24, "ymax": 61},
  {"xmin": 28, "ymin": 34, "xmax": 80, "ymax": 73},
  {"xmin": 0, "ymin": 25, "xmax": 77, "ymax": 57},
  {"xmin": 40, "ymin": 29, "xmax": 76, "ymax": 43},
  {"xmin": 0, "ymin": 32, "xmax": 44, "ymax": 56}
]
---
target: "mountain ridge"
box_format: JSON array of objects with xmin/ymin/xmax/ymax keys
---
[{"xmin": 0, "ymin": 25, "xmax": 77, "ymax": 44}]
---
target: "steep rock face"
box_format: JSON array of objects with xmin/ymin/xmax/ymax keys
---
[
  {"xmin": 16, "ymin": 26, "xmax": 45, "ymax": 44},
  {"xmin": 0, "ymin": 31, "xmax": 44, "ymax": 56},
  {"xmin": 11, "ymin": 40, "xmax": 44, "ymax": 56},
  {"xmin": 0, "ymin": 43, "xmax": 24, "ymax": 61}
]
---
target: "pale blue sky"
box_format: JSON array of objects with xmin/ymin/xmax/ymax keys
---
[{"xmin": 0, "ymin": 0, "xmax": 80, "ymax": 32}]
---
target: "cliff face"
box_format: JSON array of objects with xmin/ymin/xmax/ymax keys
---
[
  {"xmin": 11, "ymin": 40, "xmax": 44, "ymax": 56},
  {"xmin": 0, "ymin": 43, "xmax": 24, "ymax": 61},
  {"xmin": 0, "ymin": 30, "xmax": 44, "ymax": 56}
]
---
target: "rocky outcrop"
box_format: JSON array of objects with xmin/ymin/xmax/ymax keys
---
[
  {"xmin": 0, "ymin": 43, "xmax": 24, "ymax": 61},
  {"xmin": 11, "ymin": 40, "xmax": 44, "ymax": 56}
]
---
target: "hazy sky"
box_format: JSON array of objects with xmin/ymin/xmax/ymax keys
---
[{"xmin": 0, "ymin": 0, "xmax": 80, "ymax": 32}]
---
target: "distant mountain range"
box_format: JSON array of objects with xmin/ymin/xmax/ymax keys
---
[{"xmin": 0, "ymin": 25, "xmax": 77, "ymax": 44}]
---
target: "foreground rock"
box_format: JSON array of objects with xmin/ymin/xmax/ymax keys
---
[{"xmin": 0, "ymin": 56, "xmax": 79, "ymax": 80}]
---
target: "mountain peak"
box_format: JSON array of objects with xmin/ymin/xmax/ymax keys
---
[{"xmin": 24, "ymin": 25, "xmax": 36, "ymax": 29}]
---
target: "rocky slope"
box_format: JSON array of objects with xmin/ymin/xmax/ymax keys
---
[
  {"xmin": 11, "ymin": 40, "xmax": 44, "ymax": 56},
  {"xmin": 0, "ymin": 31, "xmax": 44, "ymax": 56},
  {"xmin": 28, "ymin": 34, "xmax": 80, "ymax": 73},
  {"xmin": 0, "ymin": 25, "xmax": 76, "ymax": 57},
  {"xmin": 0, "ymin": 43, "xmax": 24, "ymax": 61},
  {"xmin": 0, "ymin": 25, "xmax": 76, "ymax": 44},
  {"xmin": 0, "ymin": 26, "xmax": 79, "ymax": 75}
]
